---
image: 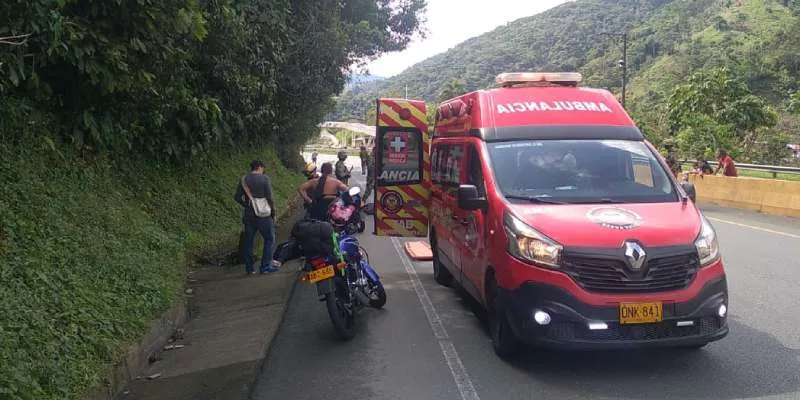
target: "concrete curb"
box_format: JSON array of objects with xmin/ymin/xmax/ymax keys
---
[
  {"xmin": 244, "ymin": 269, "xmax": 301, "ymax": 399},
  {"xmin": 86, "ymin": 297, "xmax": 188, "ymax": 400},
  {"xmin": 88, "ymin": 196, "xmax": 303, "ymax": 400},
  {"xmin": 242, "ymin": 195, "xmax": 304, "ymax": 398}
]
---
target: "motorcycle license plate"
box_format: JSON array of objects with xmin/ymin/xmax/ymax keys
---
[{"xmin": 306, "ymin": 265, "xmax": 335, "ymax": 284}]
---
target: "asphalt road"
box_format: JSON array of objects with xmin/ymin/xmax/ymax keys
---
[{"xmin": 253, "ymin": 155, "xmax": 800, "ymax": 400}]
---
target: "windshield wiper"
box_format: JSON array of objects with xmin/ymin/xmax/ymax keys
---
[
  {"xmin": 570, "ymin": 198, "xmax": 626, "ymax": 204},
  {"xmin": 504, "ymin": 195, "xmax": 567, "ymax": 205}
]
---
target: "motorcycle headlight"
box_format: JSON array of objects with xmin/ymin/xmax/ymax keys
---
[
  {"xmin": 504, "ymin": 213, "xmax": 562, "ymax": 268},
  {"xmin": 694, "ymin": 216, "xmax": 720, "ymax": 266}
]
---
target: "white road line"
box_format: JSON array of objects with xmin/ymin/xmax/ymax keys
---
[
  {"xmin": 707, "ymin": 217, "xmax": 800, "ymax": 239},
  {"xmin": 391, "ymin": 237, "xmax": 481, "ymax": 400}
]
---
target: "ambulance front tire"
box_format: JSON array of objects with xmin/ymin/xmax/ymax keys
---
[
  {"xmin": 487, "ymin": 273, "xmax": 519, "ymax": 359},
  {"xmin": 430, "ymin": 231, "xmax": 453, "ymax": 286}
]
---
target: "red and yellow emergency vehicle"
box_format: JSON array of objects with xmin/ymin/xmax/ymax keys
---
[{"xmin": 373, "ymin": 72, "xmax": 728, "ymax": 358}]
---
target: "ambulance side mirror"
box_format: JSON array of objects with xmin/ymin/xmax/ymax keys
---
[
  {"xmin": 458, "ymin": 185, "xmax": 487, "ymax": 211},
  {"xmin": 680, "ymin": 180, "xmax": 696, "ymax": 203}
]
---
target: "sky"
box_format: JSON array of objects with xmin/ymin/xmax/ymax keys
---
[{"xmin": 365, "ymin": 0, "xmax": 571, "ymax": 77}]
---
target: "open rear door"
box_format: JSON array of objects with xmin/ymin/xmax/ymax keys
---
[{"xmin": 373, "ymin": 98, "xmax": 431, "ymax": 238}]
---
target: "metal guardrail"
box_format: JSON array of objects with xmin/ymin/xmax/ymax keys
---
[{"xmin": 682, "ymin": 160, "xmax": 800, "ymax": 178}]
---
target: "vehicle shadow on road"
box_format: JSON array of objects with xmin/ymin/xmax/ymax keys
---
[{"xmin": 451, "ymin": 288, "xmax": 800, "ymax": 399}]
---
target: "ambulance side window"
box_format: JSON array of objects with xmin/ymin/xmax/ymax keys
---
[
  {"xmin": 444, "ymin": 144, "xmax": 466, "ymax": 187},
  {"xmin": 431, "ymin": 144, "xmax": 447, "ymax": 185},
  {"xmin": 467, "ymin": 145, "xmax": 486, "ymax": 197}
]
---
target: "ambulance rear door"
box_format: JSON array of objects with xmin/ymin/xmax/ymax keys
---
[{"xmin": 373, "ymin": 98, "xmax": 431, "ymax": 238}]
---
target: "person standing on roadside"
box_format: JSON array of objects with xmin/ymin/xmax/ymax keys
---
[
  {"xmin": 715, "ymin": 149, "xmax": 738, "ymax": 177},
  {"xmin": 311, "ymin": 151, "xmax": 318, "ymax": 167},
  {"xmin": 665, "ymin": 148, "xmax": 681, "ymax": 177},
  {"xmin": 335, "ymin": 151, "xmax": 352, "ymax": 185},
  {"xmin": 363, "ymin": 147, "xmax": 377, "ymax": 203},
  {"xmin": 359, "ymin": 145, "xmax": 369, "ymax": 175},
  {"xmin": 234, "ymin": 160, "xmax": 277, "ymax": 275}
]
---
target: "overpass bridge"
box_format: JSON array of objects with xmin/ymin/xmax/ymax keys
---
[{"xmin": 314, "ymin": 121, "xmax": 376, "ymax": 148}]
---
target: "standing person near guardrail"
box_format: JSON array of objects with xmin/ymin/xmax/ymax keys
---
[
  {"xmin": 311, "ymin": 151, "xmax": 318, "ymax": 166},
  {"xmin": 693, "ymin": 157, "xmax": 714, "ymax": 175},
  {"xmin": 234, "ymin": 160, "xmax": 277, "ymax": 275},
  {"xmin": 715, "ymin": 149, "xmax": 739, "ymax": 177},
  {"xmin": 665, "ymin": 148, "xmax": 682, "ymax": 177}
]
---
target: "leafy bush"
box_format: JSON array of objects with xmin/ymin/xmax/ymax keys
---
[
  {"xmin": 0, "ymin": 138, "xmax": 302, "ymax": 400},
  {"xmin": 0, "ymin": 0, "xmax": 426, "ymax": 162}
]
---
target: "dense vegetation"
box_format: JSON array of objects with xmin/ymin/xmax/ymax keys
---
[
  {"xmin": 332, "ymin": 0, "xmax": 800, "ymax": 165},
  {"xmin": 0, "ymin": 1, "xmax": 425, "ymax": 398}
]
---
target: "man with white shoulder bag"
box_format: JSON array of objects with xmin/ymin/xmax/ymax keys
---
[{"xmin": 234, "ymin": 160, "xmax": 278, "ymax": 274}]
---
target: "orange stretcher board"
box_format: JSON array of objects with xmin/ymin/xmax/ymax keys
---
[{"xmin": 404, "ymin": 240, "xmax": 433, "ymax": 261}]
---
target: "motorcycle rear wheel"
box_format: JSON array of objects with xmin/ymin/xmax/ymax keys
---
[{"xmin": 326, "ymin": 276, "xmax": 356, "ymax": 340}]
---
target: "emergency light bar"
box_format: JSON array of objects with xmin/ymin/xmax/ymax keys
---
[{"xmin": 496, "ymin": 72, "xmax": 582, "ymax": 87}]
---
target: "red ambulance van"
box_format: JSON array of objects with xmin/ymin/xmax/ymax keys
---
[{"xmin": 427, "ymin": 72, "xmax": 728, "ymax": 357}]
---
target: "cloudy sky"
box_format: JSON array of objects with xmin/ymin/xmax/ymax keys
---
[{"xmin": 366, "ymin": 0, "xmax": 571, "ymax": 77}]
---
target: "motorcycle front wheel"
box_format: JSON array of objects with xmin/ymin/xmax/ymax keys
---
[
  {"xmin": 367, "ymin": 280, "xmax": 387, "ymax": 309},
  {"xmin": 326, "ymin": 276, "xmax": 356, "ymax": 340}
]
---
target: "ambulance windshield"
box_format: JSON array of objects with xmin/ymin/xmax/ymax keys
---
[{"xmin": 487, "ymin": 140, "xmax": 678, "ymax": 204}]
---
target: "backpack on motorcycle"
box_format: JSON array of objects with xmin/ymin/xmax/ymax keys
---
[{"xmin": 290, "ymin": 219, "xmax": 336, "ymax": 259}]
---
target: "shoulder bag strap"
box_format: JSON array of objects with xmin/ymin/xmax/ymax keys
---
[{"xmin": 241, "ymin": 176, "xmax": 255, "ymax": 202}]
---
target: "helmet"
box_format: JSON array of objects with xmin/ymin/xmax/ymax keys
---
[
  {"xmin": 337, "ymin": 151, "xmax": 347, "ymax": 161},
  {"xmin": 303, "ymin": 163, "xmax": 317, "ymax": 178}
]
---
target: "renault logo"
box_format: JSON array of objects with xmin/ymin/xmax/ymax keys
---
[{"xmin": 624, "ymin": 241, "xmax": 647, "ymax": 270}]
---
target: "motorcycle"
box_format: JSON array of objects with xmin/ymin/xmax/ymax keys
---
[
  {"xmin": 276, "ymin": 218, "xmax": 385, "ymax": 340},
  {"xmin": 328, "ymin": 186, "xmax": 366, "ymax": 235}
]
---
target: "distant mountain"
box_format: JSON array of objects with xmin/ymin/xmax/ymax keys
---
[
  {"xmin": 345, "ymin": 74, "xmax": 386, "ymax": 89},
  {"xmin": 330, "ymin": 0, "xmax": 800, "ymax": 142}
]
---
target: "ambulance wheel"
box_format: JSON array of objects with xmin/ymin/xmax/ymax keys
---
[
  {"xmin": 487, "ymin": 276, "xmax": 518, "ymax": 359},
  {"xmin": 430, "ymin": 232, "xmax": 453, "ymax": 286}
]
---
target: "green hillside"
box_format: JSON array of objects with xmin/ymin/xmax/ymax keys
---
[{"xmin": 333, "ymin": 0, "xmax": 800, "ymax": 164}]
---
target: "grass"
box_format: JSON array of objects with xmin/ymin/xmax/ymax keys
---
[{"xmin": 0, "ymin": 139, "xmax": 302, "ymax": 400}]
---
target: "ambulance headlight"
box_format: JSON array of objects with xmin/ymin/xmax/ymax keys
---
[
  {"xmin": 504, "ymin": 213, "xmax": 562, "ymax": 268},
  {"xmin": 694, "ymin": 216, "xmax": 720, "ymax": 266}
]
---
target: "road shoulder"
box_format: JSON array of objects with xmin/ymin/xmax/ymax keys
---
[{"xmin": 119, "ymin": 206, "xmax": 304, "ymax": 400}]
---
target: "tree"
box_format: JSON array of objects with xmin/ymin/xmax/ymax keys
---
[
  {"xmin": 668, "ymin": 67, "xmax": 777, "ymax": 159},
  {"xmin": 437, "ymin": 78, "xmax": 467, "ymax": 102},
  {"xmin": 0, "ymin": 0, "xmax": 427, "ymax": 162},
  {"xmin": 790, "ymin": 91, "xmax": 800, "ymax": 114}
]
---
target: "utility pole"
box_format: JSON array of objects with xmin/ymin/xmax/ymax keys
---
[
  {"xmin": 599, "ymin": 31, "xmax": 629, "ymax": 108},
  {"xmin": 621, "ymin": 31, "xmax": 628, "ymax": 109}
]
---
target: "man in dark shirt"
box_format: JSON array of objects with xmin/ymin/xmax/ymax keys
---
[
  {"xmin": 234, "ymin": 160, "xmax": 277, "ymax": 274},
  {"xmin": 665, "ymin": 149, "xmax": 681, "ymax": 177}
]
